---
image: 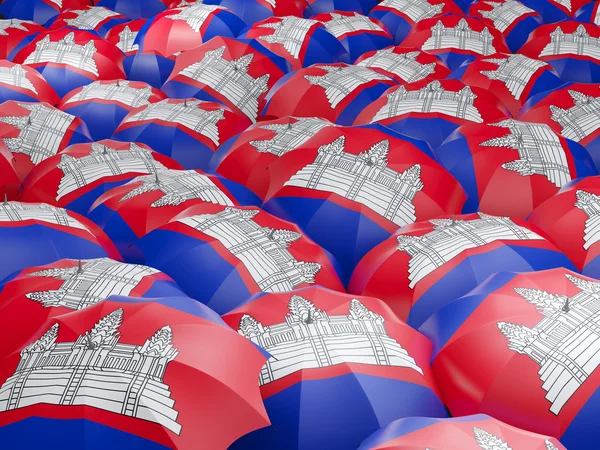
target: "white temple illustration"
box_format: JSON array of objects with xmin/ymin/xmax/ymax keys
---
[
  {"xmin": 121, "ymin": 99, "xmax": 224, "ymax": 146},
  {"xmin": 0, "ymin": 202, "xmax": 86, "ymax": 230},
  {"xmin": 249, "ymin": 117, "xmax": 335, "ymax": 156},
  {"xmin": 480, "ymin": 119, "xmax": 571, "ymax": 188},
  {"xmin": 0, "ymin": 64, "xmax": 36, "ymax": 94},
  {"xmin": 55, "ymin": 142, "xmax": 167, "ymax": 201},
  {"xmin": 177, "ymin": 46, "xmax": 270, "ymax": 122},
  {"xmin": 396, "ymin": 213, "xmax": 543, "ymax": 288},
  {"xmin": 0, "ymin": 19, "xmax": 35, "ymax": 36},
  {"xmin": 116, "ymin": 25, "xmax": 139, "ymax": 53},
  {"xmin": 47, "ymin": 0, "xmax": 62, "ymax": 6},
  {"xmin": 64, "ymin": 7, "xmax": 120, "ymax": 30},
  {"xmin": 321, "ymin": 12, "xmax": 386, "ymax": 38},
  {"xmin": 257, "ymin": 17, "xmax": 318, "ymax": 59},
  {"xmin": 422, "ymin": 18, "xmax": 496, "ymax": 55},
  {"xmin": 480, "ymin": 54, "xmax": 547, "ymax": 100},
  {"xmin": 0, "ymin": 103, "xmax": 76, "ymax": 164},
  {"xmin": 165, "ymin": 3, "xmax": 224, "ymax": 32},
  {"xmin": 304, "ymin": 65, "xmax": 390, "ymax": 108},
  {"xmin": 176, "ymin": 207, "xmax": 321, "ymax": 292},
  {"xmin": 0, "ymin": 308, "xmax": 182, "ymax": 435},
  {"xmin": 479, "ymin": 0, "xmax": 535, "ymax": 33},
  {"xmin": 63, "ymin": 80, "xmax": 154, "ymax": 107},
  {"xmin": 574, "ymin": 189, "xmax": 600, "ymax": 250},
  {"xmin": 539, "ymin": 25, "xmax": 600, "ymax": 60},
  {"xmin": 356, "ymin": 49, "xmax": 437, "ymax": 83},
  {"xmin": 498, "ymin": 273, "xmax": 600, "ymax": 414},
  {"xmin": 25, "ymin": 258, "xmax": 160, "ymax": 310},
  {"xmin": 377, "ymin": 0, "xmax": 445, "ymax": 23},
  {"xmin": 550, "ymin": 89, "xmax": 600, "ymax": 142},
  {"xmin": 283, "ymin": 136, "xmax": 424, "ymax": 227},
  {"xmin": 237, "ymin": 296, "xmax": 423, "ymax": 385},
  {"xmin": 371, "ymin": 80, "xmax": 483, "ymax": 122},
  {"xmin": 24, "ymin": 32, "xmax": 99, "ymax": 76},
  {"xmin": 472, "ymin": 427, "xmax": 512, "ymax": 450},
  {"xmin": 120, "ymin": 169, "xmax": 234, "ymax": 207}
]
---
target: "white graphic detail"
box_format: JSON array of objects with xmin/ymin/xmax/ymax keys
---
[
  {"xmin": 56, "ymin": 142, "xmax": 166, "ymax": 201},
  {"xmin": 378, "ymin": 0, "xmax": 445, "ymax": 23},
  {"xmin": 116, "ymin": 26, "xmax": 139, "ymax": 53},
  {"xmin": 249, "ymin": 117, "xmax": 335, "ymax": 156},
  {"xmin": 322, "ymin": 12, "xmax": 384, "ymax": 38},
  {"xmin": 257, "ymin": 17, "xmax": 318, "ymax": 59},
  {"xmin": 64, "ymin": 7, "xmax": 120, "ymax": 30},
  {"xmin": 120, "ymin": 169, "xmax": 234, "ymax": 207},
  {"xmin": 545, "ymin": 441, "xmax": 560, "ymax": 450},
  {"xmin": 499, "ymin": 273, "xmax": 600, "ymax": 414},
  {"xmin": 423, "ymin": 19, "xmax": 496, "ymax": 55},
  {"xmin": 553, "ymin": 0, "xmax": 572, "ymax": 11},
  {"xmin": 473, "ymin": 427, "xmax": 512, "ymax": 450},
  {"xmin": 178, "ymin": 46, "xmax": 269, "ymax": 122},
  {"xmin": 540, "ymin": 25, "xmax": 600, "ymax": 60},
  {"xmin": 304, "ymin": 65, "xmax": 389, "ymax": 109},
  {"xmin": 480, "ymin": 120, "xmax": 571, "ymax": 188},
  {"xmin": 24, "ymin": 32, "xmax": 99, "ymax": 76},
  {"xmin": 0, "ymin": 202, "xmax": 86, "ymax": 230},
  {"xmin": 396, "ymin": 213, "xmax": 543, "ymax": 288},
  {"xmin": 63, "ymin": 80, "xmax": 153, "ymax": 107},
  {"xmin": 47, "ymin": 0, "xmax": 62, "ymax": 6},
  {"xmin": 0, "ymin": 309, "xmax": 182, "ymax": 434},
  {"xmin": 0, "ymin": 103, "xmax": 75, "ymax": 165},
  {"xmin": 25, "ymin": 258, "xmax": 160, "ymax": 309},
  {"xmin": 122, "ymin": 99, "xmax": 224, "ymax": 146},
  {"xmin": 177, "ymin": 208, "xmax": 321, "ymax": 292},
  {"xmin": 164, "ymin": 4, "xmax": 224, "ymax": 32},
  {"xmin": 0, "ymin": 65, "xmax": 36, "ymax": 94},
  {"xmin": 481, "ymin": 54, "xmax": 546, "ymax": 101},
  {"xmin": 284, "ymin": 136, "xmax": 423, "ymax": 227},
  {"xmin": 0, "ymin": 19, "xmax": 35, "ymax": 36},
  {"xmin": 479, "ymin": 0, "xmax": 535, "ymax": 33},
  {"xmin": 372, "ymin": 80, "xmax": 483, "ymax": 122},
  {"xmin": 238, "ymin": 296, "xmax": 423, "ymax": 385},
  {"xmin": 550, "ymin": 89, "xmax": 600, "ymax": 142},
  {"xmin": 357, "ymin": 49, "xmax": 437, "ymax": 83},
  {"xmin": 574, "ymin": 190, "xmax": 600, "ymax": 250}
]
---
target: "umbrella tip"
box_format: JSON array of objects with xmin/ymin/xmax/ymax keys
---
[
  {"xmin": 451, "ymin": 214, "xmax": 456, "ymax": 225},
  {"xmin": 26, "ymin": 116, "xmax": 31, "ymax": 126},
  {"xmin": 3, "ymin": 193, "xmax": 7, "ymax": 205},
  {"xmin": 183, "ymin": 98, "xmax": 188, "ymax": 107},
  {"xmin": 154, "ymin": 169, "xmax": 160, "ymax": 184},
  {"xmin": 563, "ymin": 298, "xmax": 571, "ymax": 313},
  {"xmin": 77, "ymin": 259, "xmax": 83, "ymax": 273},
  {"xmin": 116, "ymin": 79, "xmax": 120, "ymax": 87}
]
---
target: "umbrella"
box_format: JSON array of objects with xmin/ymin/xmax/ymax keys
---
[
  {"xmin": 0, "ymin": 200, "xmax": 120, "ymax": 282},
  {"xmin": 0, "ymin": 296, "xmax": 270, "ymax": 449},
  {"xmin": 0, "ymin": 0, "xmax": 85, "ymax": 25},
  {"xmin": 0, "ymin": 60, "xmax": 59, "ymax": 105},
  {"xmin": 261, "ymin": 63, "xmax": 395, "ymax": 125},
  {"xmin": 47, "ymin": 5, "xmax": 128, "ymax": 38},
  {"xmin": 354, "ymin": 79, "xmax": 509, "ymax": 149},
  {"xmin": 17, "ymin": 140, "xmax": 182, "ymax": 217},
  {"xmin": 210, "ymin": 116, "xmax": 339, "ymax": 200},
  {"xmin": 138, "ymin": 203, "xmax": 345, "ymax": 314},
  {"xmin": 59, "ymin": 79, "xmax": 166, "ymax": 140},
  {"xmin": 112, "ymin": 98, "xmax": 252, "ymax": 170},
  {"xmin": 304, "ymin": 0, "xmax": 378, "ymax": 16},
  {"xmin": 162, "ymin": 37, "xmax": 290, "ymax": 124},
  {"xmin": 359, "ymin": 415, "xmax": 566, "ymax": 450},
  {"xmin": 223, "ymin": 287, "xmax": 448, "ymax": 450},
  {"xmin": 94, "ymin": 0, "xmax": 167, "ymax": 20},
  {"xmin": 348, "ymin": 212, "xmax": 577, "ymax": 328},
  {"xmin": 0, "ymin": 18, "xmax": 44, "ymax": 61},
  {"xmin": 240, "ymin": 16, "xmax": 350, "ymax": 70},
  {"xmin": 420, "ymin": 267, "xmax": 600, "ymax": 450},
  {"xmin": 262, "ymin": 124, "xmax": 466, "ymax": 284},
  {"xmin": 12, "ymin": 29, "xmax": 126, "ymax": 97},
  {"xmin": 104, "ymin": 19, "xmax": 146, "ymax": 56},
  {"xmin": 433, "ymin": 119, "xmax": 597, "ymax": 217},
  {"xmin": 124, "ymin": 50, "xmax": 176, "ymax": 89},
  {"xmin": 87, "ymin": 167, "xmax": 261, "ymax": 262}
]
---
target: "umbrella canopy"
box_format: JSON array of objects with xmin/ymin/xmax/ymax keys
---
[
  {"xmin": 262, "ymin": 124, "xmax": 466, "ymax": 284},
  {"xmin": 311, "ymin": 11, "xmax": 394, "ymax": 63},
  {"xmin": 421, "ymin": 268, "xmax": 600, "ymax": 450},
  {"xmin": 224, "ymin": 287, "xmax": 448, "ymax": 450},
  {"xmin": 138, "ymin": 203, "xmax": 345, "ymax": 314},
  {"xmin": 261, "ymin": 63, "xmax": 395, "ymax": 125},
  {"xmin": 210, "ymin": 116, "xmax": 339, "ymax": 200},
  {"xmin": 12, "ymin": 29, "xmax": 126, "ymax": 97},
  {"xmin": 18, "ymin": 140, "xmax": 182, "ymax": 217},
  {"xmin": 520, "ymin": 0, "xmax": 581, "ymax": 22},
  {"xmin": 124, "ymin": 50, "xmax": 176, "ymax": 89},
  {"xmin": 0, "ymin": 200, "xmax": 120, "ymax": 282},
  {"xmin": 59, "ymin": 79, "xmax": 166, "ymax": 140},
  {"xmin": 575, "ymin": 1, "xmax": 600, "ymax": 23},
  {"xmin": 0, "ymin": 60, "xmax": 59, "ymax": 105},
  {"xmin": 162, "ymin": 37, "xmax": 290, "ymax": 124},
  {"xmin": 354, "ymin": 79, "xmax": 509, "ymax": 149},
  {"xmin": 400, "ymin": 15, "xmax": 510, "ymax": 71},
  {"xmin": 348, "ymin": 213, "xmax": 576, "ymax": 328},
  {"xmin": 0, "ymin": 0, "xmax": 85, "ymax": 25},
  {"xmin": 95, "ymin": 0, "xmax": 167, "ymax": 19},
  {"xmin": 47, "ymin": 5, "xmax": 128, "ymax": 38},
  {"xmin": 113, "ymin": 98, "xmax": 252, "ymax": 170},
  {"xmin": 0, "ymin": 296, "xmax": 270, "ymax": 449},
  {"xmin": 359, "ymin": 414, "xmax": 566, "ymax": 450},
  {"xmin": 0, "ymin": 19, "xmax": 44, "ymax": 61},
  {"xmin": 304, "ymin": 0, "xmax": 378, "ymax": 16},
  {"xmin": 241, "ymin": 16, "xmax": 350, "ymax": 70},
  {"xmin": 0, "ymin": 141, "xmax": 23, "ymax": 201},
  {"xmin": 104, "ymin": 19, "xmax": 146, "ymax": 57},
  {"xmin": 88, "ymin": 167, "xmax": 260, "ymax": 262},
  {"xmin": 433, "ymin": 120, "xmax": 597, "ymax": 217}
]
